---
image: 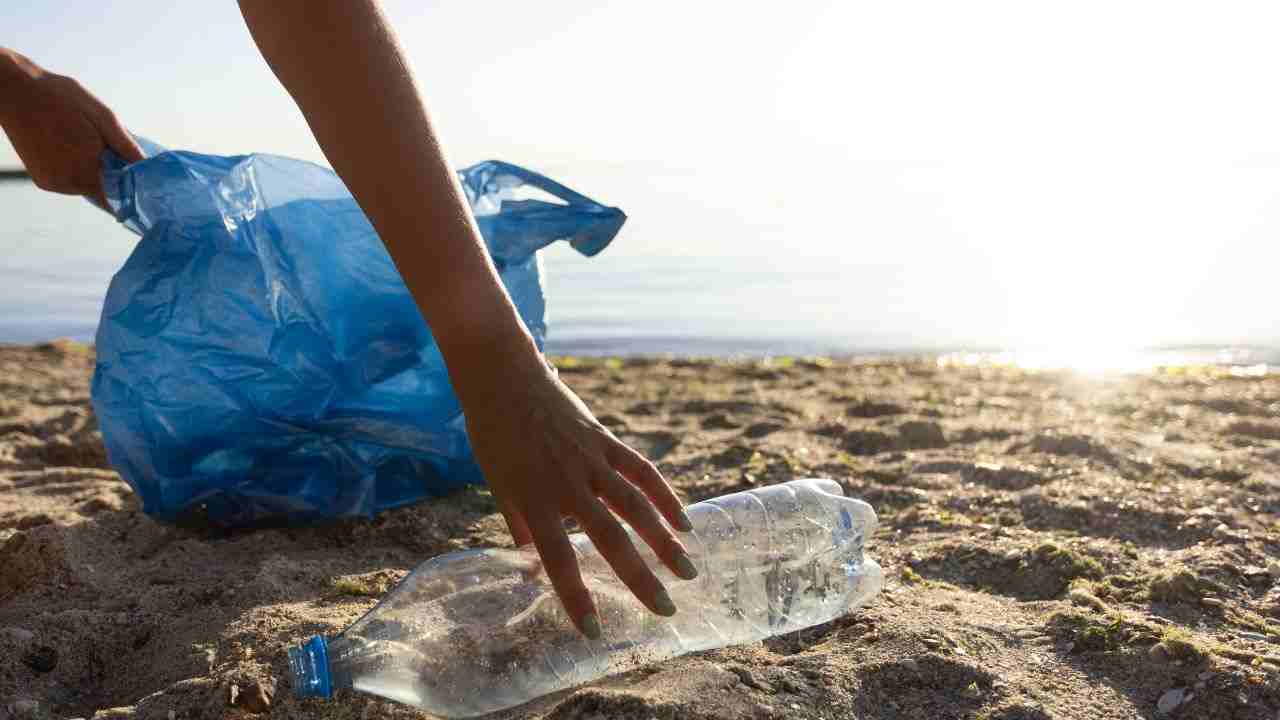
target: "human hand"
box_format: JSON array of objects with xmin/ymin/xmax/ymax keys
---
[
  {"xmin": 0, "ymin": 49, "xmax": 144, "ymax": 209},
  {"xmin": 459, "ymin": 350, "xmax": 698, "ymax": 639}
]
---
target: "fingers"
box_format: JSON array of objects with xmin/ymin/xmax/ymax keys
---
[
  {"xmin": 92, "ymin": 110, "xmax": 145, "ymax": 164},
  {"xmin": 526, "ymin": 508, "xmax": 600, "ymax": 639},
  {"xmin": 86, "ymin": 184, "xmax": 110, "ymax": 212},
  {"xmin": 571, "ymin": 490, "xmax": 676, "ymax": 618},
  {"xmin": 495, "ymin": 492, "xmax": 534, "ymax": 547},
  {"xmin": 597, "ymin": 469, "xmax": 698, "ymax": 581},
  {"xmin": 606, "ymin": 440, "xmax": 692, "ymax": 532}
]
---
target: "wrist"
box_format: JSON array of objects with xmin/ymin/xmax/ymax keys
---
[
  {"xmin": 435, "ymin": 310, "xmax": 550, "ymax": 412},
  {"xmin": 405, "ymin": 246, "xmax": 545, "ymax": 379}
]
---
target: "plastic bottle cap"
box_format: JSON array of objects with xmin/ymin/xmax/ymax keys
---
[{"xmin": 287, "ymin": 635, "xmax": 332, "ymax": 699}]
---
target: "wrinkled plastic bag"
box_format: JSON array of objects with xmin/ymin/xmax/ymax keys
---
[{"xmin": 91, "ymin": 139, "xmax": 623, "ymax": 528}]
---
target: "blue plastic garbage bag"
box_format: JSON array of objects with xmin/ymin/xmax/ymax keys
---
[{"xmin": 91, "ymin": 139, "xmax": 623, "ymax": 528}]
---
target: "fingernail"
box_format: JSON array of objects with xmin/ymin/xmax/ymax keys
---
[
  {"xmin": 676, "ymin": 511, "xmax": 694, "ymax": 533},
  {"xmin": 654, "ymin": 587, "xmax": 677, "ymax": 617},
  {"xmin": 581, "ymin": 613, "xmax": 603, "ymax": 640},
  {"xmin": 674, "ymin": 551, "xmax": 699, "ymax": 581}
]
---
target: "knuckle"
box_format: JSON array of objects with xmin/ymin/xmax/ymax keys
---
[
  {"xmin": 50, "ymin": 74, "xmax": 79, "ymax": 92},
  {"xmin": 635, "ymin": 457, "xmax": 661, "ymax": 480}
]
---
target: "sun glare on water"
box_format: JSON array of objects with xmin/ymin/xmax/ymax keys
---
[{"xmin": 935, "ymin": 348, "xmax": 1271, "ymax": 377}]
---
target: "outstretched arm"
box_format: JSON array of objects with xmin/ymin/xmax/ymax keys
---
[
  {"xmin": 0, "ymin": 47, "xmax": 144, "ymax": 208},
  {"xmin": 237, "ymin": 0, "xmax": 697, "ymax": 637}
]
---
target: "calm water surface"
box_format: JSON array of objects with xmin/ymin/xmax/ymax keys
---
[{"xmin": 2, "ymin": 180, "xmax": 1276, "ymax": 367}]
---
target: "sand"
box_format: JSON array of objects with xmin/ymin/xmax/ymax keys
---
[{"xmin": 2, "ymin": 340, "xmax": 1280, "ymax": 719}]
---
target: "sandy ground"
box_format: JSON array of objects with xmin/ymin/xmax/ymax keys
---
[{"xmin": 3, "ymin": 340, "xmax": 1280, "ymax": 720}]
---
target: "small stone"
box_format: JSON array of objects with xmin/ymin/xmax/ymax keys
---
[
  {"xmin": 168, "ymin": 710, "xmax": 176, "ymax": 720},
  {"xmin": 21, "ymin": 644, "xmax": 57, "ymax": 673},
  {"xmin": 1269, "ymin": 560, "xmax": 1280, "ymax": 579},
  {"xmin": 1200, "ymin": 597, "xmax": 1225, "ymax": 608},
  {"xmin": 778, "ymin": 678, "xmax": 805, "ymax": 694},
  {"xmin": 900, "ymin": 659, "xmax": 919, "ymax": 672},
  {"xmin": 227, "ymin": 683, "xmax": 240, "ymax": 706},
  {"xmin": 922, "ymin": 637, "xmax": 942, "ymax": 649},
  {"xmin": 2, "ymin": 627, "xmax": 34, "ymax": 644},
  {"xmin": 242, "ymin": 681, "xmax": 274, "ymax": 713},
  {"xmin": 1212, "ymin": 523, "xmax": 1232, "ymax": 539},
  {"xmin": 1157, "ymin": 687, "xmax": 1187, "ymax": 715},
  {"xmin": 1149, "ymin": 643, "xmax": 1172, "ymax": 663},
  {"xmin": 728, "ymin": 665, "xmax": 772, "ymax": 693},
  {"xmin": 1198, "ymin": 671, "xmax": 1216, "ymax": 681}
]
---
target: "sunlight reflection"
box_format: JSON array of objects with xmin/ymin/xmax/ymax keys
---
[{"xmin": 935, "ymin": 348, "xmax": 1272, "ymax": 377}]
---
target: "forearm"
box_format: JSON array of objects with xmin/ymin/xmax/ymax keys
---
[{"xmin": 237, "ymin": 1, "xmax": 542, "ymax": 389}]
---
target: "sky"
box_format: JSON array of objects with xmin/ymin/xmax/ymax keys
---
[{"xmin": 3, "ymin": 1, "xmax": 1279, "ymax": 349}]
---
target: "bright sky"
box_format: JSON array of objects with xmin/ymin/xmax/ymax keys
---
[{"xmin": 3, "ymin": 1, "xmax": 1279, "ymax": 349}]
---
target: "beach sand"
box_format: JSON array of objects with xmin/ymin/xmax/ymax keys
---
[{"xmin": 2, "ymin": 340, "xmax": 1280, "ymax": 719}]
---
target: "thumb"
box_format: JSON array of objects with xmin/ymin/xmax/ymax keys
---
[
  {"xmin": 82, "ymin": 97, "xmax": 145, "ymax": 163},
  {"xmin": 94, "ymin": 112, "xmax": 145, "ymax": 164}
]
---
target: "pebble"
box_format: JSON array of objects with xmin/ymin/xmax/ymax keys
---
[
  {"xmin": 1157, "ymin": 688, "xmax": 1188, "ymax": 715},
  {"xmin": 1, "ymin": 627, "xmax": 34, "ymax": 644},
  {"xmin": 21, "ymin": 645, "xmax": 57, "ymax": 674},
  {"xmin": 900, "ymin": 659, "xmax": 919, "ymax": 673},
  {"xmin": 1269, "ymin": 560, "xmax": 1280, "ymax": 579},
  {"xmin": 242, "ymin": 681, "xmax": 274, "ymax": 713},
  {"xmin": 8, "ymin": 700, "xmax": 40, "ymax": 720}
]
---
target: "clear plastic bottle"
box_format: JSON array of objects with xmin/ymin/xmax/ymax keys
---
[{"xmin": 288, "ymin": 478, "xmax": 882, "ymax": 717}]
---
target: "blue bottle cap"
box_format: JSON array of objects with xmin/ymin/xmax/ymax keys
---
[{"xmin": 287, "ymin": 635, "xmax": 332, "ymax": 699}]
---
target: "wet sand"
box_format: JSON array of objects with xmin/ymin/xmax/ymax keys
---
[{"xmin": 3, "ymin": 341, "xmax": 1280, "ymax": 719}]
